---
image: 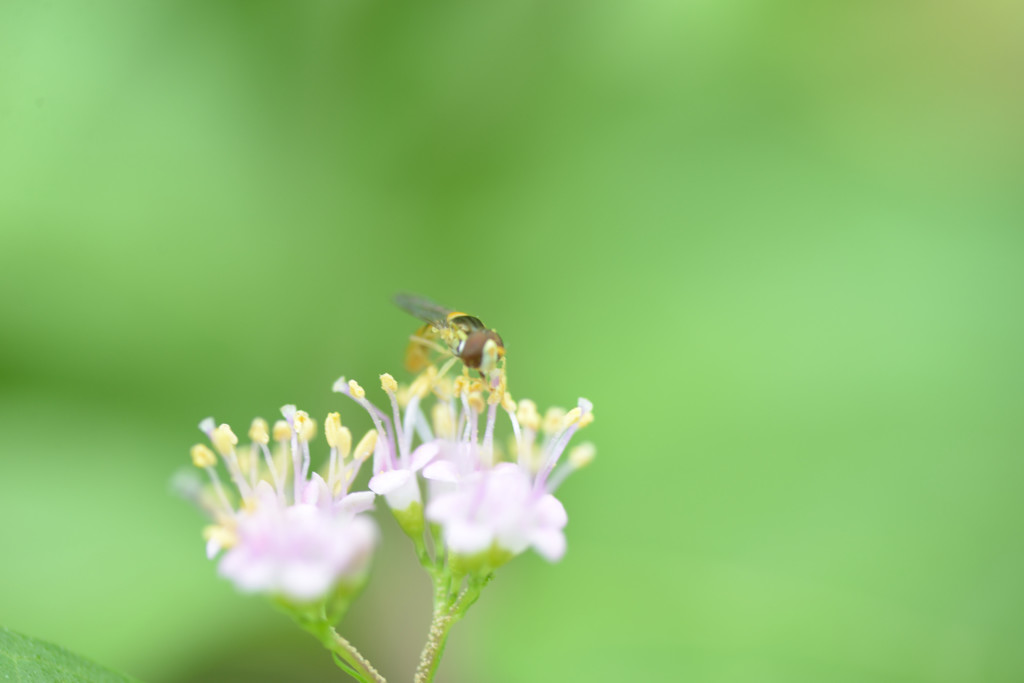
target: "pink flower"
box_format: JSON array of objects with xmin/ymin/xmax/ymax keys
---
[
  {"xmin": 186, "ymin": 405, "xmax": 380, "ymax": 603},
  {"xmin": 332, "ymin": 368, "xmax": 594, "ymax": 566},
  {"xmin": 219, "ymin": 480, "xmax": 378, "ymax": 602},
  {"xmin": 426, "ymin": 462, "xmax": 568, "ymax": 562}
]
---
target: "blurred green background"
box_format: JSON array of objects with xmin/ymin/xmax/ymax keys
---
[{"xmin": 2, "ymin": 1, "xmax": 1022, "ymax": 681}]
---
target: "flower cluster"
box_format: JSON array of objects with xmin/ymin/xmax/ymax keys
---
[
  {"xmin": 182, "ymin": 354, "xmax": 594, "ymax": 682},
  {"xmin": 336, "ymin": 368, "xmax": 595, "ymax": 574},
  {"xmin": 185, "ymin": 409, "xmax": 379, "ymax": 604}
]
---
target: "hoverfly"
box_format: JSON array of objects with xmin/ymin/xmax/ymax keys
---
[{"xmin": 394, "ymin": 293, "xmax": 505, "ymax": 375}]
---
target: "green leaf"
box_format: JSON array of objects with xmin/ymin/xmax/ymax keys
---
[{"xmin": 0, "ymin": 627, "xmax": 139, "ymax": 682}]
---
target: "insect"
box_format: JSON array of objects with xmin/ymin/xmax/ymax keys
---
[{"xmin": 394, "ymin": 293, "xmax": 505, "ymax": 375}]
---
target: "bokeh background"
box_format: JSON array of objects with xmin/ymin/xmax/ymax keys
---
[{"xmin": 2, "ymin": 1, "xmax": 1023, "ymax": 681}]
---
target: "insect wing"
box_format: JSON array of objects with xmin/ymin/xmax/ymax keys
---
[{"xmin": 393, "ymin": 293, "xmax": 454, "ymax": 327}]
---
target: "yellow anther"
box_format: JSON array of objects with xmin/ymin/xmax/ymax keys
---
[
  {"xmin": 467, "ymin": 391, "xmax": 486, "ymax": 414},
  {"xmin": 432, "ymin": 403, "xmax": 454, "ymax": 439},
  {"xmin": 190, "ymin": 444, "xmax": 217, "ymax": 468},
  {"xmin": 380, "ymin": 373, "xmax": 399, "ymax": 394},
  {"xmin": 353, "ymin": 429, "xmax": 378, "ymax": 462},
  {"xmin": 501, "ymin": 393, "xmax": 517, "ymax": 413},
  {"xmin": 348, "ymin": 379, "xmax": 366, "ymax": 400},
  {"xmin": 212, "ymin": 424, "xmax": 238, "ymax": 456},
  {"xmin": 396, "ymin": 385, "xmax": 411, "ymax": 408},
  {"xmin": 202, "ymin": 524, "xmax": 238, "ymax": 550},
  {"xmin": 335, "ymin": 426, "xmax": 352, "ymax": 460},
  {"xmin": 272, "ymin": 420, "xmax": 291, "ymax": 442},
  {"xmin": 468, "ymin": 379, "xmax": 486, "ymax": 395},
  {"xmin": 325, "ymin": 412, "xmax": 343, "ymax": 446},
  {"xmin": 433, "ymin": 376, "xmax": 453, "ymax": 402},
  {"xmin": 293, "ymin": 410, "xmax": 314, "ymax": 442},
  {"xmin": 561, "ymin": 407, "xmax": 582, "ymax": 430},
  {"xmin": 237, "ymin": 449, "xmax": 254, "ymax": 476},
  {"xmin": 542, "ymin": 407, "xmax": 566, "ymax": 434},
  {"xmin": 517, "ymin": 400, "xmax": 540, "ymax": 431},
  {"xmin": 248, "ymin": 418, "xmax": 270, "ymax": 445},
  {"xmin": 409, "ymin": 370, "xmax": 434, "ymax": 399},
  {"xmin": 569, "ymin": 442, "xmax": 596, "ymax": 469},
  {"xmin": 452, "ymin": 375, "xmax": 468, "ymax": 398},
  {"xmin": 578, "ymin": 411, "xmax": 595, "ymax": 429}
]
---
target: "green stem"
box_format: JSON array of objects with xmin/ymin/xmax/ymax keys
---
[
  {"xmin": 414, "ymin": 578, "xmax": 482, "ymax": 683},
  {"xmin": 299, "ymin": 619, "xmax": 387, "ymax": 683}
]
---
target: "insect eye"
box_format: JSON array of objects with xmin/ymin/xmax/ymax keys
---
[{"xmin": 459, "ymin": 333, "xmax": 486, "ymax": 369}]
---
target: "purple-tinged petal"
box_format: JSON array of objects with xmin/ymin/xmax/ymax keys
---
[
  {"xmin": 410, "ymin": 441, "xmax": 441, "ymax": 472},
  {"xmin": 534, "ymin": 494, "xmax": 568, "ymax": 528}
]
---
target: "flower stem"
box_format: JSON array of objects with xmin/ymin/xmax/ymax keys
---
[
  {"xmin": 414, "ymin": 577, "xmax": 483, "ymax": 683},
  {"xmin": 299, "ymin": 619, "xmax": 387, "ymax": 683}
]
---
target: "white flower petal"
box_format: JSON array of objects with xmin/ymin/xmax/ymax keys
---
[
  {"xmin": 425, "ymin": 492, "xmax": 464, "ymax": 523},
  {"xmin": 534, "ymin": 494, "xmax": 568, "ymax": 528},
  {"xmin": 410, "ymin": 441, "xmax": 442, "ymax": 471},
  {"xmin": 422, "ymin": 460, "xmax": 459, "ymax": 483},
  {"xmin": 446, "ymin": 520, "xmax": 492, "ymax": 555},
  {"xmin": 369, "ymin": 469, "xmax": 421, "ymax": 510},
  {"xmin": 529, "ymin": 528, "xmax": 567, "ymax": 562},
  {"xmin": 368, "ymin": 469, "xmax": 411, "ymax": 495},
  {"xmin": 280, "ymin": 562, "xmax": 333, "ymax": 602},
  {"xmin": 339, "ymin": 491, "xmax": 376, "ymax": 515}
]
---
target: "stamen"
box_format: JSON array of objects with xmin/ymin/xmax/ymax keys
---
[
  {"xmin": 293, "ymin": 411, "xmax": 313, "ymax": 442},
  {"xmin": 467, "ymin": 391, "xmax": 486, "ymax": 415},
  {"xmin": 334, "ymin": 376, "xmax": 397, "ymax": 471},
  {"xmin": 560, "ymin": 407, "xmax": 582, "ymax": 431},
  {"xmin": 432, "ymin": 402, "xmax": 454, "ymax": 439},
  {"xmin": 212, "ymin": 424, "xmax": 238, "ymax": 456},
  {"xmin": 481, "ymin": 338, "xmax": 500, "ymax": 374},
  {"xmin": 327, "ymin": 416, "xmax": 352, "ymax": 494},
  {"xmin": 272, "ymin": 420, "xmax": 291, "ymax": 443},
  {"xmin": 433, "ymin": 376, "xmax": 453, "ymax": 402},
  {"xmin": 258, "ymin": 440, "xmax": 284, "ymax": 501},
  {"xmin": 189, "ymin": 446, "xmax": 233, "ymax": 517},
  {"xmin": 409, "ymin": 366, "xmax": 437, "ymax": 400},
  {"xmin": 203, "ymin": 524, "xmax": 238, "ymax": 553},
  {"xmin": 545, "ymin": 443, "xmax": 596, "ymax": 493},
  {"xmin": 348, "ymin": 379, "xmax": 366, "ymax": 400},
  {"xmin": 569, "ymin": 442, "xmax": 596, "ymax": 469},
  {"xmin": 380, "ymin": 373, "xmax": 399, "ymax": 394},
  {"xmin": 381, "ymin": 373, "xmax": 407, "ymax": 466},
  {"xmin": 542, "ymin": 407, "xmax": 565, "ymax": 435},
  {"xmin": 503, "ymin": 403, "xmax": 525, "ymax": 469},
  {"xmin": 281, "ymin": 406, "xmax": 304, "ymax": 502},
  {"xmin": 413, "ymin": 408, "xmax": 434, "ymax": 444},
  {"xmin": 516, "ymin": 400, "xmax": 540, "ymax": 432},
  {"xmin": 400, "ymin": 393, "xmax": 423, "ymax": 465},
  {"xmin": 198, "ymin": 416, "xmax": 216, "ymax": 436},
  {"xmin": 462, "ymin": 393, "xmax": 480, "ymax": 447},
  {"xmin": 208, "ymin": 423, "xmax": 254, "ymax": 501},
  {"xmin": 482, "ymin": 399, "xmax": 498, "ymax": 467},
  {"xmin": 353, "ymin": 429, "xmax": 378, "ymax": 463},
  {"xmin": 248, "ymin": 418, "xmax": 270, "ymax": 445},
  {"xmin": 190, "ymin": 444, "xmax": 217, "ymax": 469},
  {"xmin": 534, "ymin": 399, "xmax": 592, "ymax": 491}
]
